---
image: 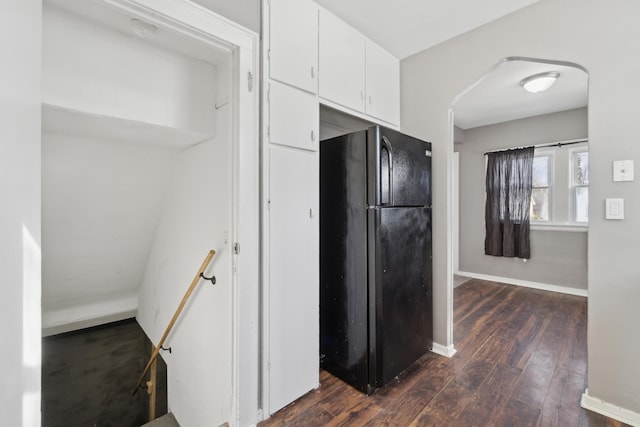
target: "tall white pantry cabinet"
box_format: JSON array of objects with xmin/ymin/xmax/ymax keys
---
[
  {"xmin": 262, "ymin": 0, "xmax": 320, "ymax": 416},
  {"xmin": 262, "ymin": 0, "xmax": 400, "ymax": 417}
]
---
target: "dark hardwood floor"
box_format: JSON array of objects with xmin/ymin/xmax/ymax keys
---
[
  {"xmin": 260, "ymin": 279, "xmax": 628, "ymax": 426},
  {"xmin": 42, "ymin": 319, "xmax": 167, "ymax": 427}
]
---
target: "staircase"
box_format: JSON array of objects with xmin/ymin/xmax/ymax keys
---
[{"xmin": 141, "ymin": 413, "xmax": 179, "ymax": 427}]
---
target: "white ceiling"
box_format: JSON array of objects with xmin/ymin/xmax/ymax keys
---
[
  {"xmin": 314, "ymin": 0, "xmax": 540, "ymax": 59},
  {"xmin": 454, "ymin": 60, "xmax": 589, "ymax": 129},
  {"xmin": 192, "ymin": 0, "xmax": 261, "ymax": 32}
]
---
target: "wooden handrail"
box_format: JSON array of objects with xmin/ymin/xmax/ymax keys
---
[
  {"xmin": 132, "ymin": 250, "xmax": 216, "ymax": 395},
  {"xmin": 147, "ymin": 345, "xmax": 157, "ymax": 421}
]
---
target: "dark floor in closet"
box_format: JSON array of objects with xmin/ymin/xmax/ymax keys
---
[{"xmin": 42, "ymin": 318, "xmax": 167, "ymax": 427}]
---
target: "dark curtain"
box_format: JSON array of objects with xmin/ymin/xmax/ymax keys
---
[{"xmin": 485, "ymin": 146, "xmax": 534, "ymax": 258}]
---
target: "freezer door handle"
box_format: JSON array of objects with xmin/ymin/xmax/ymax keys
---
[{"xmin": 381, "ymin": 135, "xmax": 393, "ymax": 205}]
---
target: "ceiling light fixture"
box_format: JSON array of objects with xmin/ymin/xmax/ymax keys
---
[{"xmin": 520, "ymin": 71, "xmax": 560, "ymax": 93}]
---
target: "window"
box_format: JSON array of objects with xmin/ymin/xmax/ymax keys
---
[
  {"xmin": 528, "ymin": 143, "xmax": 588, "ymax": 228},
  {"xmin": 530, "ymin": 155, "xmax": 551, "ymax": 221},
  {"xmin": 573, "ymin": 150, "xmax": 589, "ymax": 223}
]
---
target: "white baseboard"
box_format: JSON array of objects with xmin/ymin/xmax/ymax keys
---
[
  {"xmin": 431, "ymin": 342, "xmax": 457, "ymax": 358},
  {"xmin": 581, "ymin": 389, "xmax": 640, "ymax": 426},
  {"xmin": 456, "ymin": 271, "xmax": 588, "ymax": 297},
  {"xmin": 42, "ymin": 294, "xmax": 138, "ymax": 336}
]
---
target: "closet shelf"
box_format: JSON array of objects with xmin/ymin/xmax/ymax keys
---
[{"xmin": 42, "ymin": 103, "xmax": 216, "ymax": 149}]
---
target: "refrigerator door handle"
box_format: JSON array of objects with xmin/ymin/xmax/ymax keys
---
[{"xmin": 381, "ymin": 136, "xmax": 393, "ymax": 205}]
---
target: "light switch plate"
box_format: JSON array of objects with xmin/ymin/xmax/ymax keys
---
[
  {"xmin": 605, "ymin": 198, "xmax": 624, "ymax": 219},
  {"xmin": 613, "ymin": 160, "xmax": 634, "ymax": 182}
]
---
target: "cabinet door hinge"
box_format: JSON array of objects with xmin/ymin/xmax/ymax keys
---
[
  {"xmin": 247, "ymin": 71, "xmax": 254, "ymax": 92},
  {"xmin": 267, "ymin": 199, "xmax": 271, "ymax": 210},
  {"xmin": 267, "ymin": 126, "xmax": 271, "ymax": 139},
  {"xmin": 234, "ymin": 242, "xmax": 241, "ymax": 254}
]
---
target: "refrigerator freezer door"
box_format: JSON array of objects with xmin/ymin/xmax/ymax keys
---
[
  {"xmin": 368, "ymin": 206, "xmax": 433, "ymax": 388},
  {"xmin": 368, "ymin": 126, "xmax": 432, "ymax": 207}
]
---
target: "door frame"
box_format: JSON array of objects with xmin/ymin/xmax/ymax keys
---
[
  {"xmin": 453, "ymin": 151, "xmax": 460, "ymax": 273},
  {"xmin": 48, "ymin": 0, "xmax": 260, "ymax": 424}
]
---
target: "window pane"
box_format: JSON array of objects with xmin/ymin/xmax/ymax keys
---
[
  {"xmin": 576, "ymin": 187, "xmax": 589, "ymax": 222},
  {"xmin": 574, "ymin": 151, "xmax": 589, "ymax": 185},
  {"xmin": 532, "ymin": 156, "xmax": 549, "ymax": 187},
  {"xmin": 530, "ymin": 188, "xmax": 549, "ymax": 221}
]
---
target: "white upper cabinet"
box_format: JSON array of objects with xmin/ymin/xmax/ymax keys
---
[
  {"xmin": 318, "ymin": 9, "xmax": 365, "ymax": 112},
  {"xmin": 268, "ymin": 80, "xmax": 319, "ymax": 152},
  {"xmin": 269, "ymin": 0, "xmax": 318, "ymax": 94},
  {"xmin": 317, "ymin": 7, "xmax": 399, "ymax": 126},
  {"xmin": 365, "ymin": 40, "xmax": 400, "ymax": 125}
]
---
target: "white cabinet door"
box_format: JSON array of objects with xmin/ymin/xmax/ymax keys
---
[
  {"xmin": 318, "ymin": 9, "xmax": 365, "ymax": 112},
  {"xmin": 365, "ymin": 40, "xmax": 400, "ymax": 125},
  {"xmin": 268, "ymin": 145, "xmax": 319, "ymax": 413},
  {"xmin": 269, "ymin": 80, "xmax": 319, "ymax": 151},
  {"xmin": 269, "ymin": 0, "xmax": 318, "ymax": 94}
]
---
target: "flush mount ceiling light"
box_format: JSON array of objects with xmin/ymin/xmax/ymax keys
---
[
  {"xmin": 520, "ymin": 71, "xmax": 560, "ymax": 93},
  {"xmin": 130, "ymin": 18, "xmax": 157, "ymax": 38}
]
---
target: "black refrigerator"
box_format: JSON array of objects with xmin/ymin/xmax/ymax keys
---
[{"xmin": 320, "ymin": 125, "xmax": 432, "ymax": 395}]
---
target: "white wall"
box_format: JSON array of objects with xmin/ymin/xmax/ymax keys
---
[
  {"xmin": 1, "ymin": 0, "xmax": 260, "ymax": 424},
  {"xmin": 41, "ymin": 134, "xmax": 178, "ymax": 333},
  {"xmin": 136, "ymin": 138, "xmax": 233, "ymax": 426},
  {"xmin": 401, "ymin": 0, "xmax": 640, "ymax": 417},
  {"xmin": 457, "ymin": 108, "xmax": 588, "ymax": 290},
  {"xmin": 0, "ymin": 1, "xmax": 42, "ymax": 426},
  {"xmin": 453, "ymin": 126, "xmax": 465, "ymax": 144},
  {"xmin": 43, "ymin": 4, "xmax": 217, "ymax": 134},
  {"xmin": 136, "ymin": 69, "xmax": 233, "ymax": 425},
  {"xmin": 192, "ymin": 0, "xmax": 260, "ymax": 33},
  {"xmin": 41, "ymin": 4, "xmax": 222, "ymax": 333}
]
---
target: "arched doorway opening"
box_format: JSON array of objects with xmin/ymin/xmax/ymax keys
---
[{"xmin": 449, "ymin": 56, "xmax": 589, "ymax": 351}]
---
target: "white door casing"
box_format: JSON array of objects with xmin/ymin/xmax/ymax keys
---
[{"xmin": 92, "ymin": 1, "xmax": 260, "ymax": 425}]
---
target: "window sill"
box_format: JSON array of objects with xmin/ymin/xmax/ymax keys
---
[{"xmin": 531, "ymin": 223, "xmax": 588, "ymax": 232}]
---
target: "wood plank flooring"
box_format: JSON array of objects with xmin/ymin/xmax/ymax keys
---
[{"xmin": 260, "ymin": 279, "xmax": 628, "ymax": 427}]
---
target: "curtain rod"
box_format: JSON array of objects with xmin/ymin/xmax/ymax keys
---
[{"xmin": 484, "ymin": 138, "xmax": 588, "ymax": 155}]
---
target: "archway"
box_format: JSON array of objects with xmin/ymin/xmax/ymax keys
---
[{"xmin": 449, "ymin": 56, "xmax": 589, "ymax": 349}]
